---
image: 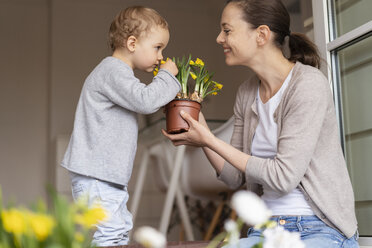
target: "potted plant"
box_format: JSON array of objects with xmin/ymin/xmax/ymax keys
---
[{"xmin": 154, "ymin": 55, "xmax": 223, "ymax": 134}]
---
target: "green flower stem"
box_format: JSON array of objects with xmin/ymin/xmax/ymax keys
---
[
  {"xmin": 206, "ymin": 231, "xmax": 228, "ymax": 248},
  {"xmin": 175, "ymin": 55, "xmax": 191, "ymax": 97},
  {"xmin": 192, "ymin": 66, "xmax": 210, "ymax": 99},
  {"xmin": 192, "ymin": 67, "xmax": 202, "ymax": 94},
  {"xmin": 201, "ymin": 81, "xmax": 212, "ymax": 98},
  {"xmin": 172, "ymin": 55, "xmax": 222, "ymax": 102}
]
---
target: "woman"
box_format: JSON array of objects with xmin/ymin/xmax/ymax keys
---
[{"xmin": 162, "ymin": 0, "xmax": 359, "ymax": 247}]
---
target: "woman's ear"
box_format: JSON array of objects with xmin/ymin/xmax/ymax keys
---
[
  {"xmin": 256, "ymin": 25, "xmax": 271, "ymax": 46},
  {"xmin": 126, "ymin": 35, "xmax": 137, "ymax": 52}
]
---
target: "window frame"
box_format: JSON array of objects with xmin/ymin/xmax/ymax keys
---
[{"xmin": 312, "ymin": 0, "xmax": 372, "ymax": 244}]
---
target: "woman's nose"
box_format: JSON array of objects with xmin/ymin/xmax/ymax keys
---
[{"xmin": 216, "ymin": 31, "xmax": 224, "ymax": 44}]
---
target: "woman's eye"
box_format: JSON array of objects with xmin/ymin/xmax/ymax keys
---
[{"xmin": 224, "ymin": 29, "xmax": 231, "ymax": 34}]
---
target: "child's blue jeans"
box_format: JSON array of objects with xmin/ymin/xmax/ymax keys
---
[
  {"xmin": 227, "ymin": 215, "xmax": 359, "ymax": 248},
  {"xmin": 69, "ymin": 172, "xmax": 133, "ymax": 247}
]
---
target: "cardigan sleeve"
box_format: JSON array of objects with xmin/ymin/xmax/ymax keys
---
[
  {"xmin": 218, "ymin": 83, "xmax": 246, "ymax": 189},
  {"xmin": 245, "ymin": 72, "xmax": 330, "ymax": 194}
]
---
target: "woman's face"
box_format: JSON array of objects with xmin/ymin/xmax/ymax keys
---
[{"xmin": 216, "ymin": 3, "xmax": 258, "ymax": 66}]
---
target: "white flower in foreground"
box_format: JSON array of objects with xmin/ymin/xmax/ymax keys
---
[
  {"xmin": 231, "ymin": 191, "xmax": 272, "ymax": 226},
  {"xmin": 224, "ymin": 219, "xmax": 240, "ymax": 245},
  {"xmin": 263, "ymin": 226, "xmax": 305, "ymax": 248},
  {"xmin": 134, "ymin": 226, "xmax": 166, "ymax": 248}
]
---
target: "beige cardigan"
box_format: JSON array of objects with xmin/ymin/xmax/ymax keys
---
[{"xmin": 218, "ymin": 62, "xmax": 357, "ymax": 238}]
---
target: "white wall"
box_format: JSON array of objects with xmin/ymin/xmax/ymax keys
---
[{"xmin": 0, "ymin": 0, "xmax": 49, "ymax": 203}]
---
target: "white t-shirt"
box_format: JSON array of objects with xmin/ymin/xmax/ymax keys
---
[{"xmin": 251, "ymin": 69, "xmax": 314, "ymax": 216}]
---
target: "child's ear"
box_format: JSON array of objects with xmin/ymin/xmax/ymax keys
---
[{"xmin": 126, "ymin": 35, "xmax": 137, "ymax": 52}]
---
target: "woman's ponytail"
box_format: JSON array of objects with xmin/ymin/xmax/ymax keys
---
[{"xmin": 288, "ymin": 32, "xmax": 320, "ymax": 69}]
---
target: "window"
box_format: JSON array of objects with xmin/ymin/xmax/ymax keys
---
[
  {"xmin": 331, "ymin": 0, "xmax": 372, "ymax": 37},
  {"xmin": 313, "ymin": 0, "xmax": 372, "ymax": 244},
  {"xmin": 338, "ymin": 35, "xmax": 372, "ymax": 236}
]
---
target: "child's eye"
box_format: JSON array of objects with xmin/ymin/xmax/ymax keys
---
[{"xmin": 156, "ymin": 46, "xmax": 162, "ymax": 50}]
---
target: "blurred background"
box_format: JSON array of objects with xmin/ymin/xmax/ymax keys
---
[
  {"xmin": 1, "ymin": 0, "xmax": 371, "ymax": 244},
  {"xmin": 0, "ymin": 0, "xmax": 311, "ymax": 204}
]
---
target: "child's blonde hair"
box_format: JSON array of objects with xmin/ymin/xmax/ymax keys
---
[{"xmin": 108, "ymin": 6, "xmax": 169, "ymax": 52}]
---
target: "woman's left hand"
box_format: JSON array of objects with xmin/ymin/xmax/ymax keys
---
[{"xmin": 161, "ymin": 111, "xmax": 215, "ymax": 147}]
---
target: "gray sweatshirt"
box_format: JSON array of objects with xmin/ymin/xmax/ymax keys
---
[
  {"xmin": 218, "ymin": 62, "xmax": 357, "ymax": 238},
  {"xmin": 61, "ymin": 56, "xmax": 181, "ymax": 186}
]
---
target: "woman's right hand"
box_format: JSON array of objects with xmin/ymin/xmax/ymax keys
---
[
  {"xmin": 197, "ymin": 111, "xmax": 210, "ymax": 130},
  {"xmin": 161, "ymin": 110, "xmax": 214, "ymax": 147},
  {"xmin": 162, "ymin": 111, "xmax": 249, "ymax": 173}
]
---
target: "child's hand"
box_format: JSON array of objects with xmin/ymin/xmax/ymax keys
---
[{"xmin": 160, "ymin": 58, "xmax": 178, "ymax": 76}]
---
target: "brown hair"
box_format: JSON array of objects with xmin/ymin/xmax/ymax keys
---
[
  {"xmin": 108, "ymin": 6, "xmax": 168, "ymax": 52},
  {"xmin": 226, "ymin": 0, "xmax": 320, "ymax": 68}
]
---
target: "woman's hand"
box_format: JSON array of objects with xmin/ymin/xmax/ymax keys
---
[
  {"xmin": 162, "ymin": 111, "xmax": 250, "ymax": 173},
  {"xmin": 197, "ymin": 111, "xmax": 209, "ymax": 129},
  {"xmin": 161, "ymin": 111, "xmax": 215, "ymax": 147}
]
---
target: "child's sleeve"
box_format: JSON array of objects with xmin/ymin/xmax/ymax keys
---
[{"xmin": 102, "ymin": 68, "xmax": 181, "ymax": 114}]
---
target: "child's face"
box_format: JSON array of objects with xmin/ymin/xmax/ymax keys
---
[
  {"xmin": 132, "ymin": 27, "xmax": 170, "ymax": 72},
  {"xmin": 216, "ymin": 3, "xmax": 258, "ymax": 66}
]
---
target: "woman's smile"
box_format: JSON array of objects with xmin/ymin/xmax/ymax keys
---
[{"xmin": 223, "ymin": 47, "xmax": 232, "ymax": 54}]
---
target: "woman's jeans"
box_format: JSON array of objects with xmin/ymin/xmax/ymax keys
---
[
  {"xmin": 234, "ymin": 216, "xmax": 359, "ymax": 248},
  {"xmin": 70, "ymin": 172, "xmax": 133, "ymax": 247}
]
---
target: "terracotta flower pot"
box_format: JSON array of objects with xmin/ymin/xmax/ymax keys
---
[{"xmin": 164, "ymin": 99, "xmax": 201, "ymax": 134}]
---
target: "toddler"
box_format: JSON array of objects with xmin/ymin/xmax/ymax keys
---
[{"xmin": 61, "ymin": 6, "xmax": 180, "ymax": 247}]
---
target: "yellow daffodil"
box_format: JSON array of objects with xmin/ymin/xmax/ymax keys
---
[
  {"xmin": 190, "ymin": 72, "xmax": 197, "ymax": 80},
  {"xmin": 208, "ymin": 82, "xmax": 223, "ymax": 97},
  {"xmin": 28, "ymin": 213, "xmax": 55, "ymax": 241},
  {"xmin": 157, "ymin": 58, "xmax": 172, "ymax": 67},
  {"xmin": 1, "ymin": 209, "xmax": 27, "ymax": 235},
  {"xmin": 153, "ymin": 67, "xmax": 159, "ymax": 76},
  {"xmin": 75, "ymin": 206, "xmax": 107, "ymax": 228},
  {"xmin": 174, "ymin": 54, "xmax": 223, "ymax": 102},
  {"xmin": 214, "ymin": 82, "xmax": 223, "ymax": 89},
  {"xmin": 195, "ymin": 58, "xmax": 205, "ymax": 67},
  {"xmin": 154, "ymin": 58, "xmax": 170, "ymax": 76}
]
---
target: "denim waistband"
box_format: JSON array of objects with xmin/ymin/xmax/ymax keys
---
[
  {"xmin": 268, "ymin": 215, "xmax": 358, "ymax": 241},
  {"xmin": 248, "ymin": 215, "xmax": 359, "ymax": 245},
  {"xmin": 270, "ymin": 215, "xmax": 320, "ymax": 222}
]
